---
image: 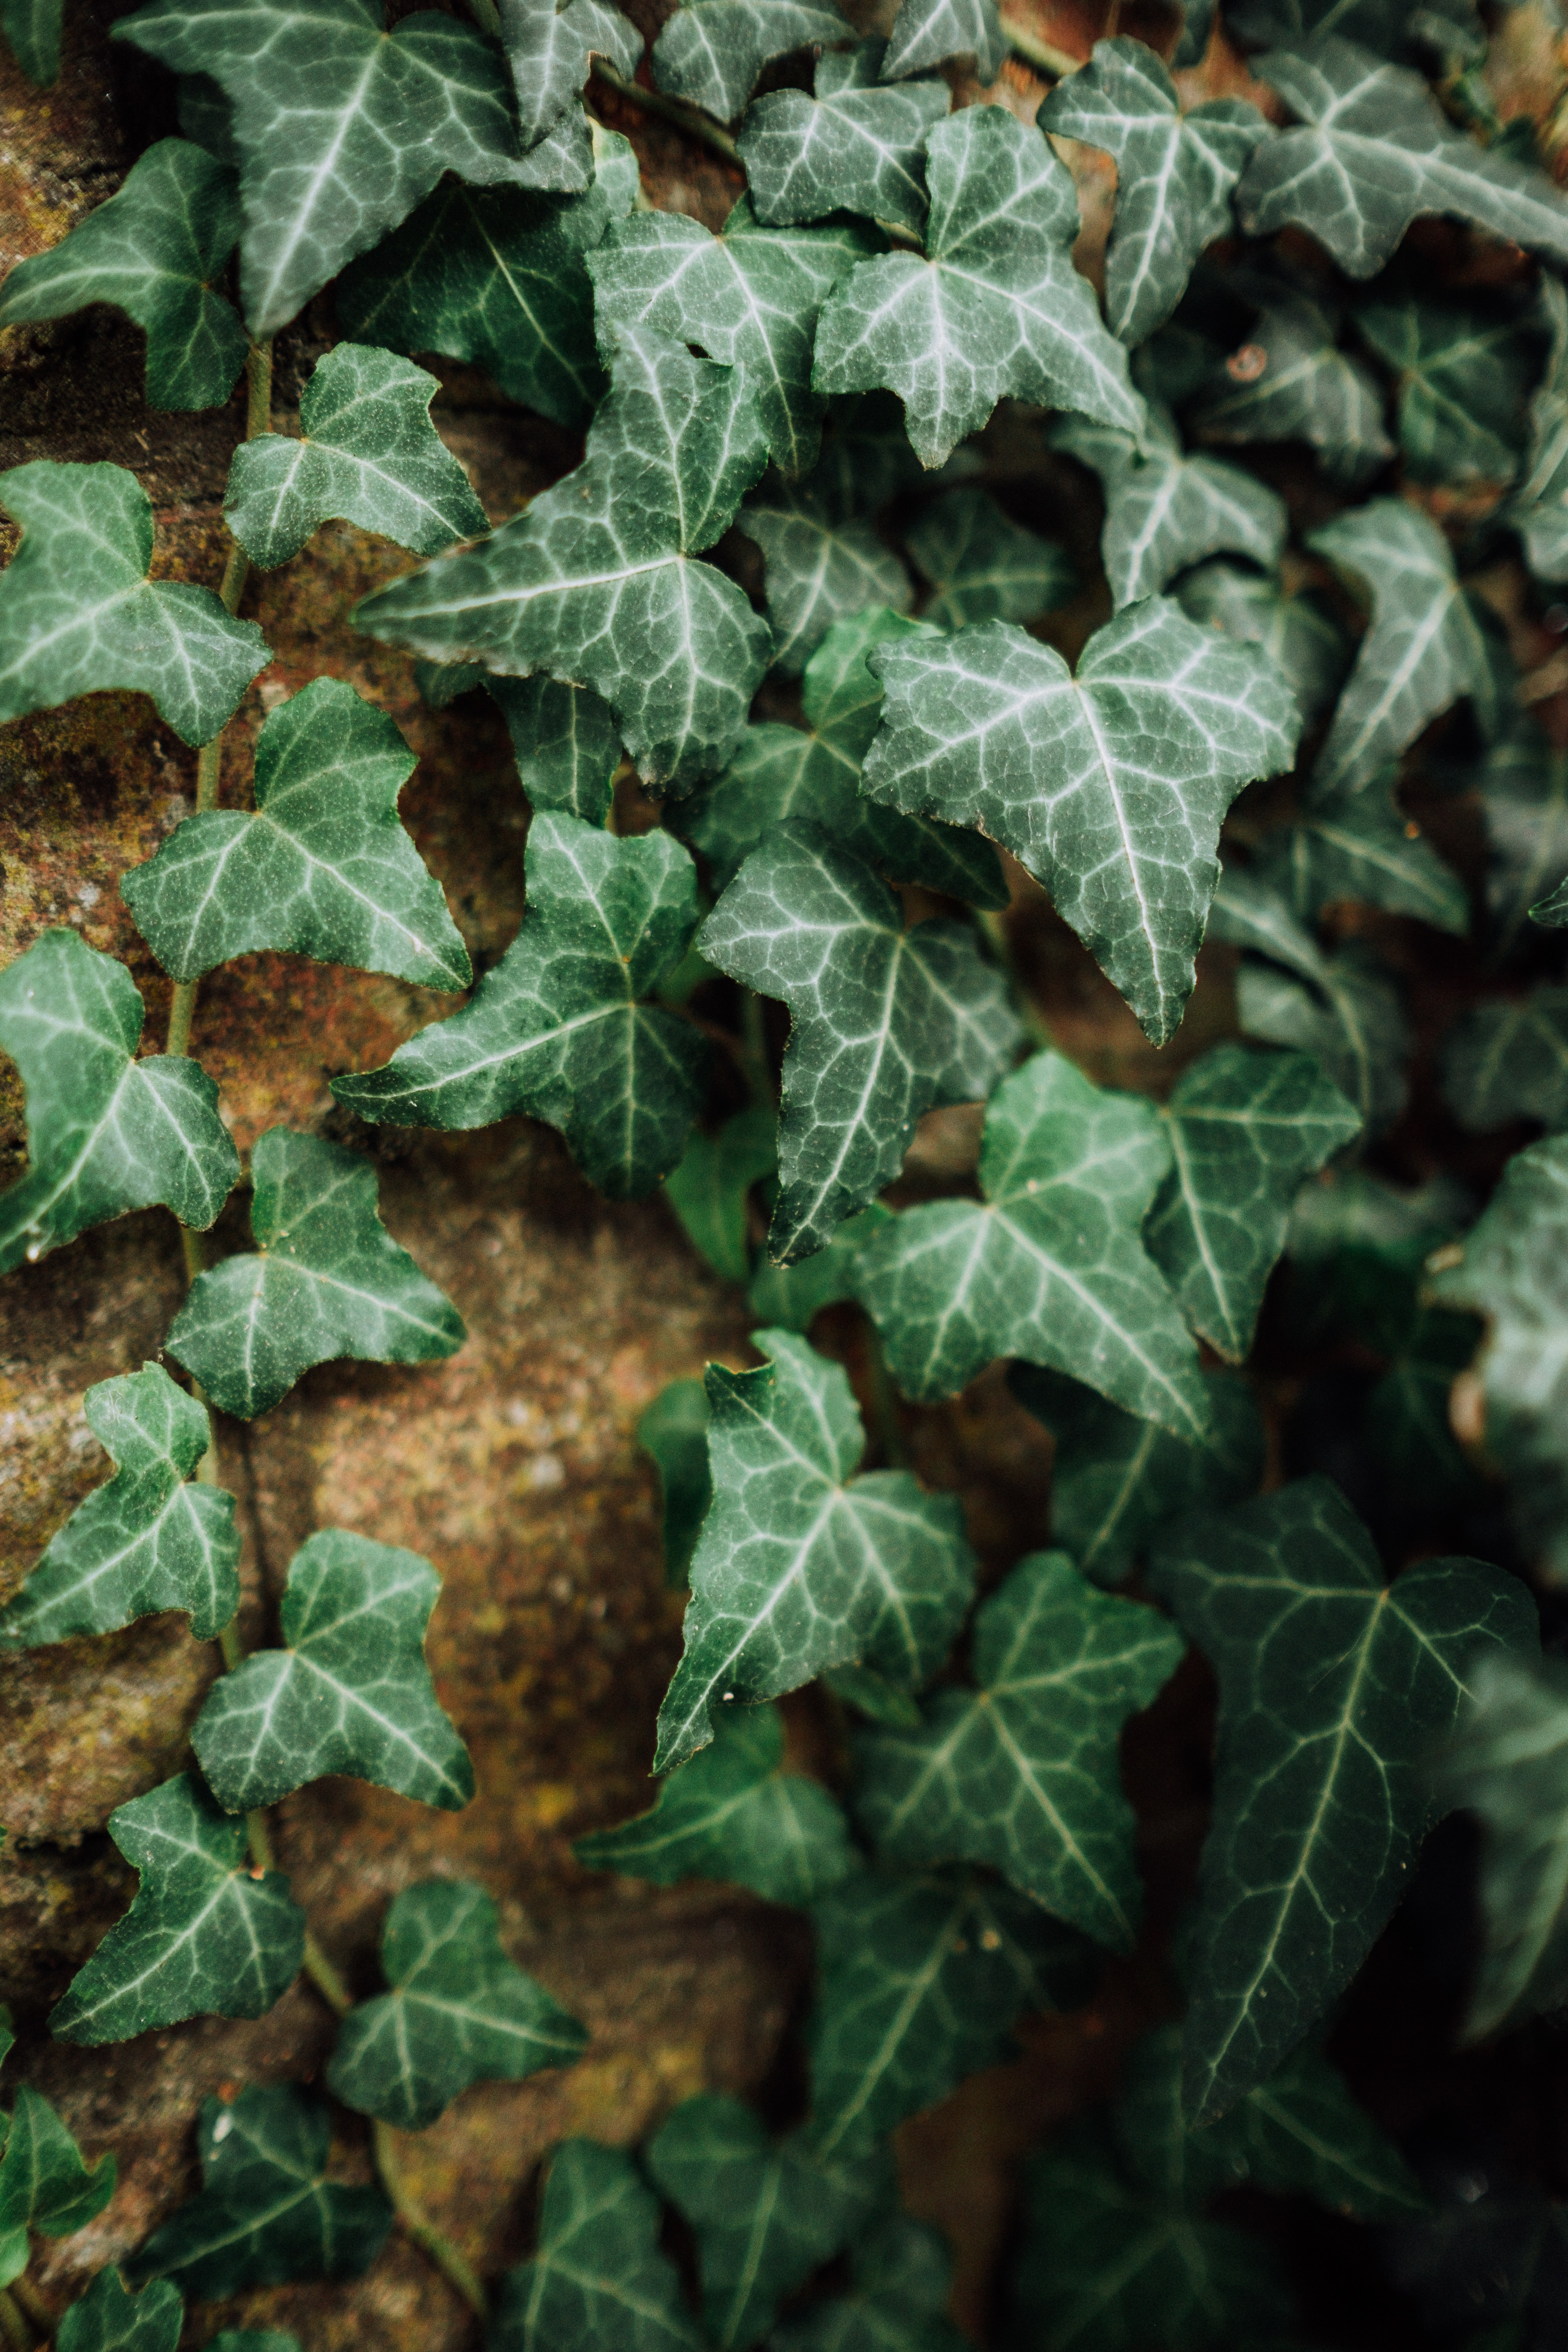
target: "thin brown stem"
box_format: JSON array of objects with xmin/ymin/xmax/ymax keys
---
[{"xmin": 373, "ymin": 2122, "xmax": 488, "ymax": 2319}]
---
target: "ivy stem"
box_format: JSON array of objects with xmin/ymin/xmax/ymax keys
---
[
  {"xmin": 373, "ymin": 2123, "xmax": 489, "ymax": 2318},
  {"xmin": 8, "ymin": 2277, "xmax": 50, "ymax": 2336},
  {"xmin": 996, "ymin": 12, "xmax": 1084, "ymax": 76},
  {"xmin": 590, "ymin": 57, "xmax": 742, "ymax": 166},
  {"xmin": 0, "ymin": 2288, "xmax": 29, "ymax": 2349}
]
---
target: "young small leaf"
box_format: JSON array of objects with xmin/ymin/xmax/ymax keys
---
[
  {"xmin": 56, "ymin": 2272, "xmax": 182, "ymax": 2352},
  {"xmin": 491, "ymin": 2138, "xmax": 704, "ymax": 2352},
  {"xmin": 699, "ymin": 825, "xmax": 1020, "ymax": 1261},
  {"xmin": 497, "ymin": 0, "xmax": 640, "ymax": 147},
  {"xmin": 1440, "ymin": 987, "xmax": 1568, "ymax": 1133},
  {"xmin": 1191, "ymin": 283, "xmax": 1393, "ymax": 488},
  {"xmin": 813, "ymin": 105, "xmax": 1145, "ymax": 469},
  {"xmin": 740, "ymin": 472, "xmax": 913, "ymax": 677},
  {"xmin": 879, "ymin": 0, "xmax": 1004, "ymax": 80},
  {"xmin": 1053, "ymin": 405, "xmax": 1286, "ymax": 609},
  {"xmin": 653, "ymin": 1328, "xmax": 976, "ymax": 1772},
  {"xmin": 0, "ymin": 2089, "xmax": 116, "ymax": 2237},
  {"xmin": 0, "ymin": 138, "xmax": 245, "ymax": 409},
  {"xmin": 854, "ymin": 1550, "xmax": 1183, "ymax": 1948},
  {"xmin": 906, "ymin": 487, "xmax": 1073, "ymax": 631},
  {"xmin": 1356, "ymin": 297, "xmax": 1532, "ymax": 486},
  {"xmin": 651, "ymin": 0, "xmax": 851, "ymax": 125},
  {"xmin": 666, "ymin": 1109, "xmax": 778, "ymax": 1285},
  {"xmin": 1477, "ymin": 717, "xmax": 1568, "ymax": 957},
  {"xmin": 738, "ymin": 41, "xmax": 948, "ymax": 237},
  {"xmin": 0, "ymin": 929, "xmax": 239, "ymax": 1276},
  {"xmin": 574, "ymin": 1700, "xmax": 862, "ymax": 1904},
  {"xmin": 0, "ymin": 1361, "xmax": 238, "ymax": 1649},
  {"xmin": 1508, "ymin": 273, "xmax": 1568, "ymax": 583},
  {"xmin": 327, "ymin": 1878, "xmax": 586, "ymax": 2130},
  {"xmin": 1254, "ymin": 769, "xmax": 1469, "ymax": 937},
  {"xmin": 190, "ymin": 1527, "xmax": 474, "ymax": 1812},
  {"xmin": 165, "ymin": 1127, "xmax": 465, "ymax": 1421},
  {"xmin": 122, "ymin": 675, "xmax": 472, "ymax": 989},
  {"xmin": 333, "ymin": 814, "xmax": 708, "ymax": 1198},
  {"xmin": 0, "ymin": 461, "xmax": 269, "ymax": 743},
  {"xmin": 355, "ymin": 327, "xmax": 770, "ymax": 791},
  {"xmin": 129, "ymin": 2086, "xmax": 392, "ymax": 2296},
  {"xmin": 1177, "ymin": 559, "xmax": 1347, "ymax": 727},
  {"xmin": 1039, "ymin": 40, "xmax": 1269, "ymax": 347},
  {"xmin": 48, "ymin": 1773, "xmax": 305, "ymax": 2046},
  {"xmin": 853, "ymin": 1049, "xmax": 1209, "ymax": 1436},
  {"xmin": 638, "ymin": 1377, "xmax": 713, "ymax": 1588},
  {"xmin": 772, "ymin": 2212, "xmax": 967, "ymax": 2352},
  {"xmin": 1148, "ymin": 1475, "xmax": 1537, "ymax": 2122}
]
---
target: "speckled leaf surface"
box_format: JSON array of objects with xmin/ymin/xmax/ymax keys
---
[
  {"xmin": 739, "ymin": 41, "xmax": 947, "ymax": 236},
  {"xmin": 652, "ymin": 0, "xmax": 851, "ymax": 123},
  {"xmin": 492, "ymin": 2139, "xmax": 704, "ymax": 2352},
  {"xmin": 1053, "ymin": 406, "xmax": 1286, "ymax": 610}
]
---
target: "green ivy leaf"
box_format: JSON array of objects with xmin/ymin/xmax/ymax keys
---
[
  {"xmin": 1254, "ymin": 769, "xmax": 1470, "ymax": 937},
  {"xmin": 0, "ymin": 2089, "xmax": 116, "ymax": 2237},
  {"xmin": 1040, "ymin": 41, "xmax": 1269, "ymax": 347},
  {"xmin": 0, "ymin": 1361, "xmax": 238, "ymax": 1649},
  {"xmin": 113, "ymin": 0, "xmax": 563, "ymax": 336},
  {"xmin": 0, "ymin": 0, "xmax": 59, "ymax": 84},
  {"xmin": 355, "ymin": 327, "xmax": 770, "ymax": 791},
  {"xmin": 0, "ymin": 138, "xmax": 245, "ymax": 410},
  {"xmin": 497, "ymin": 0, "xmax": 641, "ymax": 147},
  {"xmin": 1148, "ymin": 1475, "xmax": 1537, "ymax": 2122},
  {"xmin": 1144, "ymin": 1042, "xmax": 1362, "ymax": 1363},
  {"xmin": 488, "ymin": 675, "xmax": 622, "ymax": 822},
  {"xmin": 492, "ymin": 2138, "xmax": 704, "ymax": 2352},
  {"xmin": 129, "ymin": 2085, "xmax": 393, "ymax": 2297},
  {"xmin": 1234, "ymin": 34, "xmax": 1568, "ymax": 278},
  {"xmin": 638, "ymin": 1376, "xmax": 713, "ymax": 1588},
  {"xmin": 1508, "ymin": 274, "xmax": 1568, "ymax": 582},
  {"xmin": 865, "ymin": 599, "xmax": 1299, "ymax": 1046},
  {"xmin": 1284, "ymin": 1165, "xmax": 1463, "ymax": 1355},
  {"xmin": 1356, "ymin": 296, "xmax": 1532, "ymax": 486},
  {"xmin": 740, "ymin": 474, "xmax": 912, "ymax": 677},
  {"xmin": 1440, "ymin": 986, "xmax": 1568, "ymax": 1133},
  {"xmin": 1010, "ymin": 1364, "xmax": 1264, "ymax": 1592},
  {"xmin": 806, "ymin": 1867, "xmax": 1095, "ymax": 2157},
  {"xmin": 653, "ymin": 1327, "xmax": 976, "ymax": 1772},
  {"xmin": 906, "ymin": 487, "xmax": 1073, "ymax": 631},
  {"xmin": 56, "ymin": 2272, "xmax": 183, "ymax": 2352},
  {"xmin": 699, "ymin": 825, "xmax": 1021, "ymax": 1261},
  {"xmin": 208, "ymin": 2336, "xmax": 300, "ymax": 2352},
  {"xmin": 854, "ymin": 1550, "xmax": 1183, "ymax": 1948},
  {"xmin": 333, "ymin": 813, "xmax": 708, "ymax": 1197},
  {"xmin": 336, "ymin": 132, "xmax": 637, "ymax": 428},
  {"xmin": 746, "ymin": 1204, "xmax": 892, "ymax": 1334},
  {"xmin": 853, "ymin": 1049, "xmax": 1209, "ymax": 1435},
  {"xmin": 651, "ymin": 0, "xmax": 851, "ymax": 125},
  {"xmin": 326, "ymin": 1878, "xmax": 586, "ymax": 2130},
  {"xmin": 1190, "ymin": 283, "xmax": 1394, "ymax": 488},
  {"xmin": 122, "ymin": 676, "xmax": 472, "ymax": 989},
  {"xmin": 165, "ymin": 1127, "xmax": 465, "ymax": 1421},
  {"xmin": 190, "ymin": 1527, "xmax": 474, "ymax": 1812},
  {"xmin": 1052, "ymin": 405, "xmax": 1286, "ymax": 609},
  {"xmin": 682, "ymin": 609, "xmax": 1007, "ymax": 905},
  {"xmin": 1477, "ymin": 718, "xmax": 1568, "ymax": 957},
  {"xmin": 666, "ymin": 1108, "xmax": 778, "ymax": 1284},
  {"xmin": 1176, "ymin": 560, "xmax": 1348, "ymax": 729},
  {"xmin": 814, "ymin": 105, "xmax": 1145, "ymax": 469},
  {"xmin": 648, "ymin": 2094, "xmax": 885, "ymax": 2348},
  {"xmin": 591, "ymin": 200, "xmax": 876, "ymax": 479},
  {"xmin": 772, "ymin": 2212, "xmax": 967, "ymax": 2352},
  {"xmin": 48, "ymin": 1772, "xmax": 305, "ymax": 2046},
  {"xmin": 880, "ymin": 0, "xmax": 1004, "ymax": 80},
  {"xmin": 738, "ymin": 41, "xmax": 948, "ymax": 237},
  {"xmin": 575, "ymin": 1700, "xmax": 861, "ymax": 1902},
  {"xmin": 0, "ymin": 929, "xmax": 239, "ymax": 1276},
  {"xmin": 0, "ymin": 460, "xmax": 269, "ymax": 743}
]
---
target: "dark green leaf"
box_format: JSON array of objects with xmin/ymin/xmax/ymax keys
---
[
  {"xmin": 1477, "ymin": 718, "xmax": 1568, "ymax": 958},
  {"xmin": 772, "ymin": 2212, "xmax": 967, "ymax": 2352},
  {"xmin": 906, "ymin": 487, "xmax": 1073, "ymax": 630},
  {"xmin": 666, "ymin": 1109, "xmax": 777, "ymax": 1285},
  {"xmin": 1148, "ymin": 1475, "xmax": 1537, "ymax": 2120},
  {"xmin": 1253, "ymin": 769, "xmax": 1470, "ymax": 937},
  {"xmin": 1365, "ymin": 1303, "xmax": 1487, "ymax": 1522},
  {"xmin": 497, "ymin": 0, "xmax": 640, "ymax": 147},
  {"xmin": 190, "ymin": 1529, "xmax": 472, "ymax": 1811},
  {"xmin": 49, "ymin": 1773, "xmax": 305, "ymax": 2045},
  {"xmin": 1176, "ymin": 560, "xmax": 1348, "ymax": 728},
  {"xmin": 638, "ymin": 1377, "xmax": 713, "ymax": 1588},
  {"xmin": 487, "ymin": 674, "xmax": 622, "ymax": 822},
  {"xmin": 0, "ymin": 1361, "xmax": 237, "ymax": 1649},
  {"xmin": 1053, "ymin": 405, "xmax": 1285, "ymax": 610},
  {"xmin": 740, "ymin": 474, "xmax": 912, "ymax": 677},
  {"xmin": 0, "ymin": 138, "xmax": 244, "ymax": 408},
  {"xmin": 492, "ymin": 2138, "xmax": 704, "ymax": 2352},
  {"xmin": 56, "ymin": 2272, "xmax": 182, "ymax": 2352},
  {"xmin": 747, "ymin": 1203, "xmax": 892, "ymax": 1333},
  {"xmin": 1190, "ymin": 285, "xmax": 1393, "ymax": 489},
  {"xmin": 738, "ymin": 41, "xmax": 948, "ymax": 237},
  {"xmin": 1440, "ymin": 987, "xmax": 1568, "ymax": 1133},
  {"xmin": 166, "ymin": 1127, "xmax": 465, "ymax": 1421},
  {"xmin": 821, "ymin": 1661, "xmax": 920, "ymax": 1728},
  {"xmin": 0, "ymin": 2089, "xmax": 116, "ymax": 2236},
  {"xmin": 0, "ymin": 928, "xmax": 239, "ymax": 1276},
  {"xmin": 0, "ymin": 0, "xmax": 59, "ymax": 84},
  {"xmin": 879, "ymin": 0, "xmax": 1004, "ymax": 80},
  {"xmin": 1355, "ymin": 297, "xmax": 1533, "ymax": 485},
  {"xmin": 1508, "ymin": 274, "xmax": 1568, "ymax": 583},
  {"xmin": 1284, "ymin": 1164, "xmax": 1466, "ymax": 1354},
  {"xmin": 651, "ymin": 0, "xmax": 851, "ymax": 123}
]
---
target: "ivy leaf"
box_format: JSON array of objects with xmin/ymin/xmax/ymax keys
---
[
  {"xmin": 1440, "ymin": 987, "xmax": 1568, "ymax": 1134},
  {"xmin": 1190, "ymin": 283, "xmax": 1394, "ymax": 488},
  {"xmin": 1234, "ymin": 35, "xmax": 1568, "ymax": 279},
  {"xmin": 48, "ymin": 1773, "xmax": 305, "ymax": 2046},
  {"xmin": 113, "ymin": 0, "xmax": 563, "ymax": 336},
  {"xmin": 129, "ymin": 2086, "xmax": 392, "ymax": 2297},
  {"xmin": 813, "ymin": 105, "xmax": 1145, "ymax": 470},
  {"xmin": 1172, "ymin": 0, "xmax": 1216, "ymax": 67},
  {"xmin": 1009, "ymin": 1364, "xmax": 1264, "ymax": 1592},
  {"xmin": 852, "ymin": 1049, "xmax": 1210, "ymax": 1436},
  {"xmin": 1355, "ymin": 297, "xmax": 1533, "ymax": 486},
  {"xmin": 682, "ymin": 610, "xmax": 1007, "ymax": 906},
  {"xmin": 122, "ymin": 676, "xmax": 471, "ymax": 990},
  {"xmin": 740, "ymin": 474, "xmax": 912, "ymax": 677},
  {"xmin": 1053, "ymin": 405, "xmax": 1286, "ymax": 609},
  {"xmin": 326, "ymin": 1878, "xmax": 586, "ymax": 2130},
  {"xmin": 638, "ymin": 1377, "xmax": 713, "ymax": 1588},
  {"xmin": 0, "ymin": 138, "xmax": 245, "ymax": 410},
  {"xmin": 165, "ymin": 1127, "xmax": 465, "ymax": 1421},
  {"xmin": 0, "ymin": 2089, "xmax": 116, "ymax": 2238},
  {"xmin": 0, "ymin": 929, "xmax": 239, "ymax": 1277},
  {"xmin": 906, "ymin": 488, "xmax": 1073, "ymax": 630},
  {"xmin": 666, "ymin": 1109, "xmax": 778, "ymax": 1285},
  {"xmin": 55, "ymin": 2272, "xmax": 183, "ymax": 2352},
  {"xmin": 0, "ymin": 1361, "xmax": 238, "ymax": 1650},
  {"xmin": 492, "ymin": 2138, "xmax": 704, "ymax": 2352},
  {"xmin": 854, "ymin": 1550, "xmax": 1183, "ymax": 1949},
  {"xmin": 738, "ymin": 41, "xmax": 948, "ymax": 237},
  {"xmin": 497, "ymin": 0, "xmax": 640, "ymax": 147},
  {"xmin": 1508, "ymin": 274, "xmax": 1568, "ymax": 583},
  {"xmin": 1429, "ymin": 1134, "xmax": 1568, "ymax": 1581},
  {"xmin": 879, "ymin": 0, "xmax": 1004, "ymax": 80},
  {"xmin": 806, "ymin": 1867, "xmax": 1096, "ymax": 2158},
  {"xmin": 1177, "ymin": 560, "xmax": 1347, "ymax": 728},
  {"xmin": 0, "ymin": 461, "xmax": 269, "ymax": 744},
  {"xmin": 1039, "ymin": 40, "xmax": 1269, "ymax": 348},
  {"xmin": 575, "ymin": 1700, "xmax": 862, "ymax": 1904},
  {"xmin": 864, "ymin": 599, "xmax": 1300, "ymax": 1046},
  {"xmin": 746, "ymin": 1204, "xmax": 892, "ymax": 1334},
  {"xmin": 355, "ymin": 327, "xmax": 770, "ymax": 791},
  {"xmin": 654, "ymin": 1328, "xmax": 975, "ymax": 1772},
  {"xmin": 651, "ymin": 0, "xmax": 852, "ymax": 124},
  {"xmin": 1477, "ymin": 718, "xmax": 1568, "ymax": 958},
  {"xmin": 648, "ymin": 2095, "xmax": 885, "ymax": 2348},
  {"xmin": 698, "ymin": 825, "xmax": 1021, "ymax": 1261},
  {"xmin": 223, "ymin": 343, "xmax": 487, "ymax": 569},
  {"xmin": 333, "ymin": 814, "xmax": 708, "ymax": 1198},
  {"xmin": 1144, "ymin": 1042, "xmax": 1361, "ymax": 1363},
  {"xmin": 1253, "ymin": 769, "xmax": 1470, "ymax": 937},
  {"xmin": 772, "ymin": 2213, "xmax": 967, "ymax": 2352},
  {"xmin": 1148, "ymin": 1475, "xmax": 1537, "ymax": 2121},
  {"xmin": 336, "ymin": 132, "xmax": 637, "ymax": 429},
  {"xmin": 190, "ymin": 1527, "xmax": 474, "ymax": 1812},
  {"xmin": 0, "ymin": 0, "xmax": 59, "ymax": 84},
  {"xmin": 487, "ymin": 675, "xmax": 622, "ymax": 822}
]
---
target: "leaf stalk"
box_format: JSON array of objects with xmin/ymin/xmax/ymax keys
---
[
  {"xmin": 372, "ymin": 2121, "xmax": 490, "ymax": 2319},
  {"xmin": 0, "ymin": 2288, "xmax": 29, "ymax": 2350}
]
